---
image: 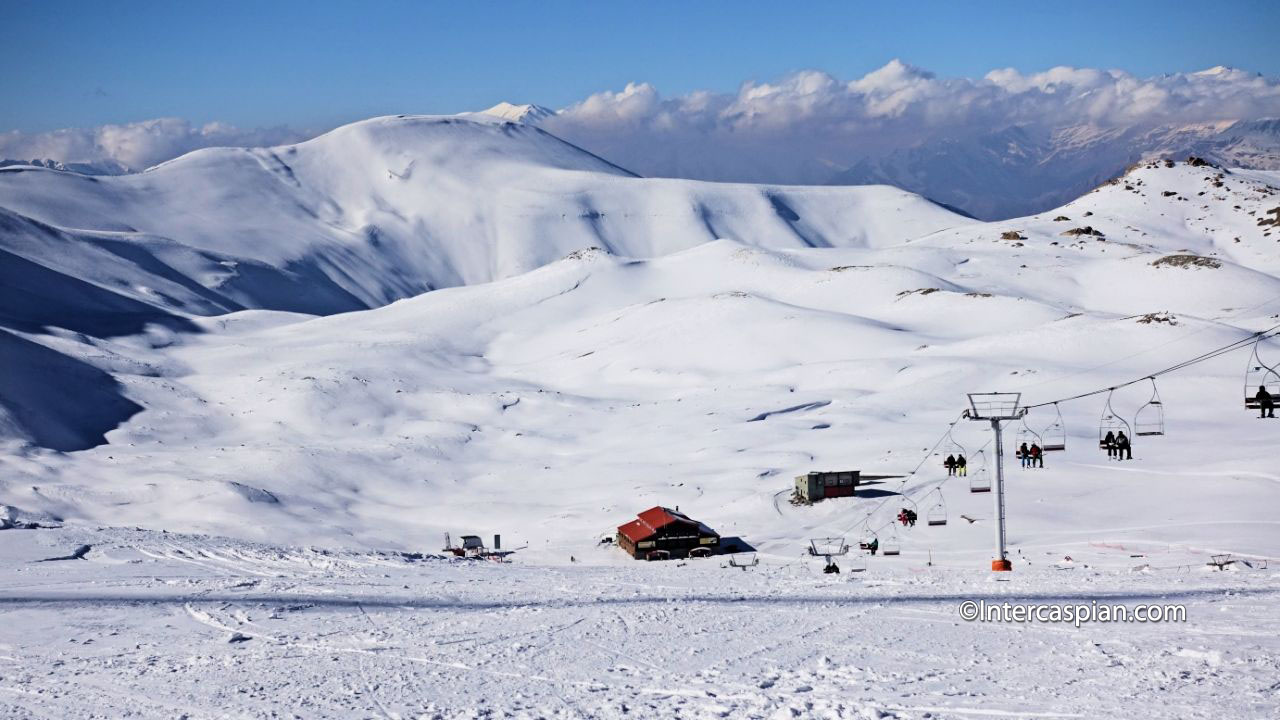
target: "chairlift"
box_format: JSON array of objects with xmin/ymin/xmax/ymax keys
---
[
  {"xmin": 926, "ymin": 490, "xmax": 948, "ymax": 526},
  {"xmin": 727, "ymin": 552, "xmax": 759, "ymax": 570},
  {"xmin": 1041, "ymin": 403, "xmax": 1067, "ymax": 452},
  {"xmin": 938, "ymin": 423, "xmax": 968, "ymax": 476},
  {"xmin": 969, "ymin": 449, "xmax": 992, "ymax": 493},
  {"xmin": 845, "ymin": 551, "xmax": 867, "ymax": 572},
  {"xmin": 881, "ymin": 528, "xmax": 901, "ymax": 556},
  {"xmin": 897, "ymin": 496, "xmax": 920, "ymax": 528},
  {"xmin": 1098, "ymin": 389, "xmax": 1133, "ymax": 449},
  {"xmin": 808, "ymin": 537, "xmax": 850, "ymax": 557},
  {"xmin": 1133, "ymin": 378, "xmax": 1166, "ymax": 437},
  {"xmin": 1244, "ymin": 336, "xmax": 1280, "ymax": 411},
  {"xmin": 1015, "ymin": 415, "xmax": 1043, "ymax": 457}
]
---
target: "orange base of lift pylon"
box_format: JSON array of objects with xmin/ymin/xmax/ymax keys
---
[{"xmin": 991, "ymin": 558, "xmax": 1013, "ymax": 572}]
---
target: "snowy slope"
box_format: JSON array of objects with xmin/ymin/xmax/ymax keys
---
[
  {"xmin": 0, "ymin": 114, "xmax": 969, "ymax": 322},
  {"xmin": 2, "ymin": 150, "xmax": 1280, "ymax": 718},
  {"xmin": 2, "ymin": 158, "xmax": 1277, "ymax": 551}
]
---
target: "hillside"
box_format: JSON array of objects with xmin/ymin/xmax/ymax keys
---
[
  {"xmin": 0, "ymin": 157, "xmax": 1276, "ymax": 550},
  {"xmin": 0, "ymin": 114, "xmax": 969, "ymax": 324}
]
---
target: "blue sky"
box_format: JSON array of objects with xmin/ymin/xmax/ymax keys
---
[{"xmin": 2, "ymin": 0, "xmax": 1278, "ymax": 133}]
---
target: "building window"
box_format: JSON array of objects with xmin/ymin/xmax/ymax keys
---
[{"xmin": 638, "ymin": 541, "xmax": 655, "ymax": 549}]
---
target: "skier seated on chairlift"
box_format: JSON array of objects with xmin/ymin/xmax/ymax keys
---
[
  {"xmin": 955, "ymin": 454, "xmax": 967, "ymax": 476},
  {"xmin": 1115, "ymin": 431, "xmax": 1133, "ymax": 461},
  {"xmin": 1018, "ymin": 442, "xmax": 1031, "ymax": 468},
  {"xmin": 823, "ymin": 561, "xmax": 840, "ymax": 574},
  {"xmin": 1029, "ymin": 443, "xmax": 1044, "ymax": 468},
  {"xmin": 898, "ymin": 508, "xmax": 917, "ymax": 527},
  {"xmin": 867, "ymin": 537, "xmax": 879, "ymax": 555},
  {"xmin": 1103, "ymin": 430, "xmax": 1117, "ymax": 459},
  {"xmin": 944, "ymin": 454, "xmax": 956, "ymax": 476},
  {"xmin": 1257, "ymin": 385, "xmax": 1277, "ymax": 419}
]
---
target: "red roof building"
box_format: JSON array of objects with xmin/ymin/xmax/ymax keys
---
[{"xmin": 616, "ymin": 506, "xmax": 720, "ymax": 560}]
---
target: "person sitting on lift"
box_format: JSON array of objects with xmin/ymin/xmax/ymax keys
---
[
  {"xmin": 956, "ymin": 454, "xmax": 967, "ymax": 476},
  {"xmin": 944, "ymin": 454, "xmax": 956, "ymax": 476},
  {"xmin": 1103, "ymin": 430, "xmax": 1117, "ymax": 459},
  {"xmin": 897, "ymin": 508, "xmax": 917, "ymax": 527},
  {"xmin": 1018, "ymin": 442, "xmax": 1031, "ymax": 468},
  {"xmin": 1257, "ymin": 385, "xmax": 1276, "ymax": 419},
  {"xmin": 1115, "ymin": 431, "xmax": 1133, "ymax": 460},
  {"xmin": 1029, "ymin": 442, "xmax": 1044, "ymax": 468},
  {"xmin": 868, "ymin": 537, "xmax": 879, "ymax": 555}
]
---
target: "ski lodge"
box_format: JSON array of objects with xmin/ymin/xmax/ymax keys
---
[
  {"xmin": 616, "ymin": 506, "xmax": 720, "ymax": 560},
  {"xmin": 793, "ymin": 470, "xmax": 860, "ymax": 503}
]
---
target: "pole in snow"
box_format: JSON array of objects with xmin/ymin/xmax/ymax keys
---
[{"xmin": 965, "ymin": 393, "xmax": 1026, "ymax": 572}]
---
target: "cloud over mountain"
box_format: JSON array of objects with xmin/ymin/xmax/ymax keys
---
[
  {"xmin": 4, "ymin": 62, "xmax": 1279, "ymax": 216},
  {"xmin": 0, "ymin": 118, "xmax": 308, "ymax": 171}
]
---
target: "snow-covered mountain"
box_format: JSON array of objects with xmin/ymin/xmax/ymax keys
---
[
  {"xmin": 0, "ymin": 113, "xmax": 967, "ymax": 327},
  {"xmin": 831, "ymin": 119, "xmax": 1280, "ymax": 219},
  {"xmin": 3, "ymin": 114, "xmax": 1280, "ymax": 719},
  {"xmin": 1, "ymin": 143, "xmax": 1277, "ymax": 540}
]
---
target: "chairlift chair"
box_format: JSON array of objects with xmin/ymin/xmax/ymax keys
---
[
  {"xmin": 1098, "ymin": 389, "xmax": 1133, "ymax": 448},
  {"xmin": 969, "ymin": 449, "xmax": 992, "ymax": 493},
  {"xmin": 1041, "ymin": 403, "xmax": 1067, "ymax": 452},
  {"xmin": 1133, "ymin": 378, "xmax": 1166, "ymax": 437},
  {"xmin": 808, "ymin": 537, "xmax": 849, "ymax": 557},
  {"xmin": 1014, "ymin": 415, "xmax": 1042, "ymax": 454},
  {"xmin": 897, "ymin": 496, "xmax": 920, "ymax": 528},
  {"xmin": 926, "ymin": 490, "xmax": 948, "ymax": 526},
  {"xmin": 938, "ymin": 423, "xmax": 967, "ymax": 476},
  {"xmin": 881, "ymin": 529, "xmax": 901, "ymax": 556},
  {"xmin": 1244, "ymin": 337, "xmax": 1280, "ymax": 410}
]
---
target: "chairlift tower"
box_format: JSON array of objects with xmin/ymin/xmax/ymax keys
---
[{"xmin": 964, "ymin": 393, "xmax": 1027, "ymax": 572}]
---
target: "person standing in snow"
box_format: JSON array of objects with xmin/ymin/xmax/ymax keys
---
[
  {"xmin": 1030, "ymin": 443, "xmax": 1043, "ymax": 468},
  {"xmin": 1115, "ymin": 431, "xmax": 1132, "ymax": 461},
  {"xmin": 1256, "ymin": 385, "xmax": 1276, "ymax": 419},
  {"xmin": 1018, "ymin": 442, "xmax": 1030, "ymax": 468},
  {"xmin": 1103, "ymin": 430, "xmax": 1117, "ymax": 459},
  {"xmin": 944, "ymin": 455, "xmax": 956, "ymax": 476},
  {"xmin": 956, "ymin": 455, "xmax": 967, "ymax": 477}
]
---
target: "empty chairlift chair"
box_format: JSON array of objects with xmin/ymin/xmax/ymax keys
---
[
  {"xmin": 969, "ymin": 450, "xmax": 992, "ymax": 493},
  {"xmin": 1133, "ymin": 378, "xmax": 1166, "ymax": 437},
  {"xmin": 1041, "ymin": 403, "xmax": 1067, "ymax": 452},
  {"xmin": 881, "ymin": 529, "xmax": 901, "ymax": 556},
  {"xmin": 1244, "ymin": 337, "xmax": 1280, "ymax": 412},
  {"xmin": 926, "ymin": 490, "xmax": 948, "ymax": 526}
]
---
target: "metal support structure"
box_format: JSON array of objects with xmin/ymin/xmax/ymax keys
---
[
  {"xmin": 989, "ymin": 418, "xmax": 1009, "ymax": 570},
  {"xmin": 964, "ymin": 393, "xmax": 1027, "ymax": 572}
]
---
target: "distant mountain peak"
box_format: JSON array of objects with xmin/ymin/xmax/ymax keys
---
[{"xmin": 478, "ymin": 102, "xmax": 556, "ymax": 125}]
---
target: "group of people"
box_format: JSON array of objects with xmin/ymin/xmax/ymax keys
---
[
  {"xmin": 943, "ymin": 454, "xmax": 967, "ymax": 476},
  {"xmin": 1017, "ymin": 442, "xmax": 1044, "ymax": 468},
  {"xmin": 1102, "ymin": 430, "xmax": 1133, "ymax": 460},
  {"xmin": 897, "ymin": 507, "xmax": 918, "ymax": 527}
]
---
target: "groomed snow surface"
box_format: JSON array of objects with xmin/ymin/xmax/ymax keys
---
[
  {"xmin": 2, "ymin": 526, "xmax": 1277, "ymax": 719},
  {"xmin": 1, "ymin": 117, "xmax": 1280, "ymax": 718}
]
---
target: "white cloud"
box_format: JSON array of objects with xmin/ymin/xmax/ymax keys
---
[
  {"xmin": 540, "ymin": 60, "xmax": 1280, "ymax": 185},
  {"xmin": 0, "ymin": 118, "xmax": 308, "ymax": 171},
  {"xmin": 2, "ymin": 61, "xmax": 1277, "ymax": 216}
]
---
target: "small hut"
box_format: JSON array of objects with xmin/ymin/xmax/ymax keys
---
[
  {"xmin": 794, "ymin": 470, "xmax": 860, "ymax": 503},
  {"xmin": 616, "ymin": 506, "xmax": 720, "ymax": 560}
]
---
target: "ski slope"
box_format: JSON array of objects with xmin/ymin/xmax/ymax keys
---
[{"xmin": 1, "ymin": 124, "xmax": 1279, "ymax": 718}]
